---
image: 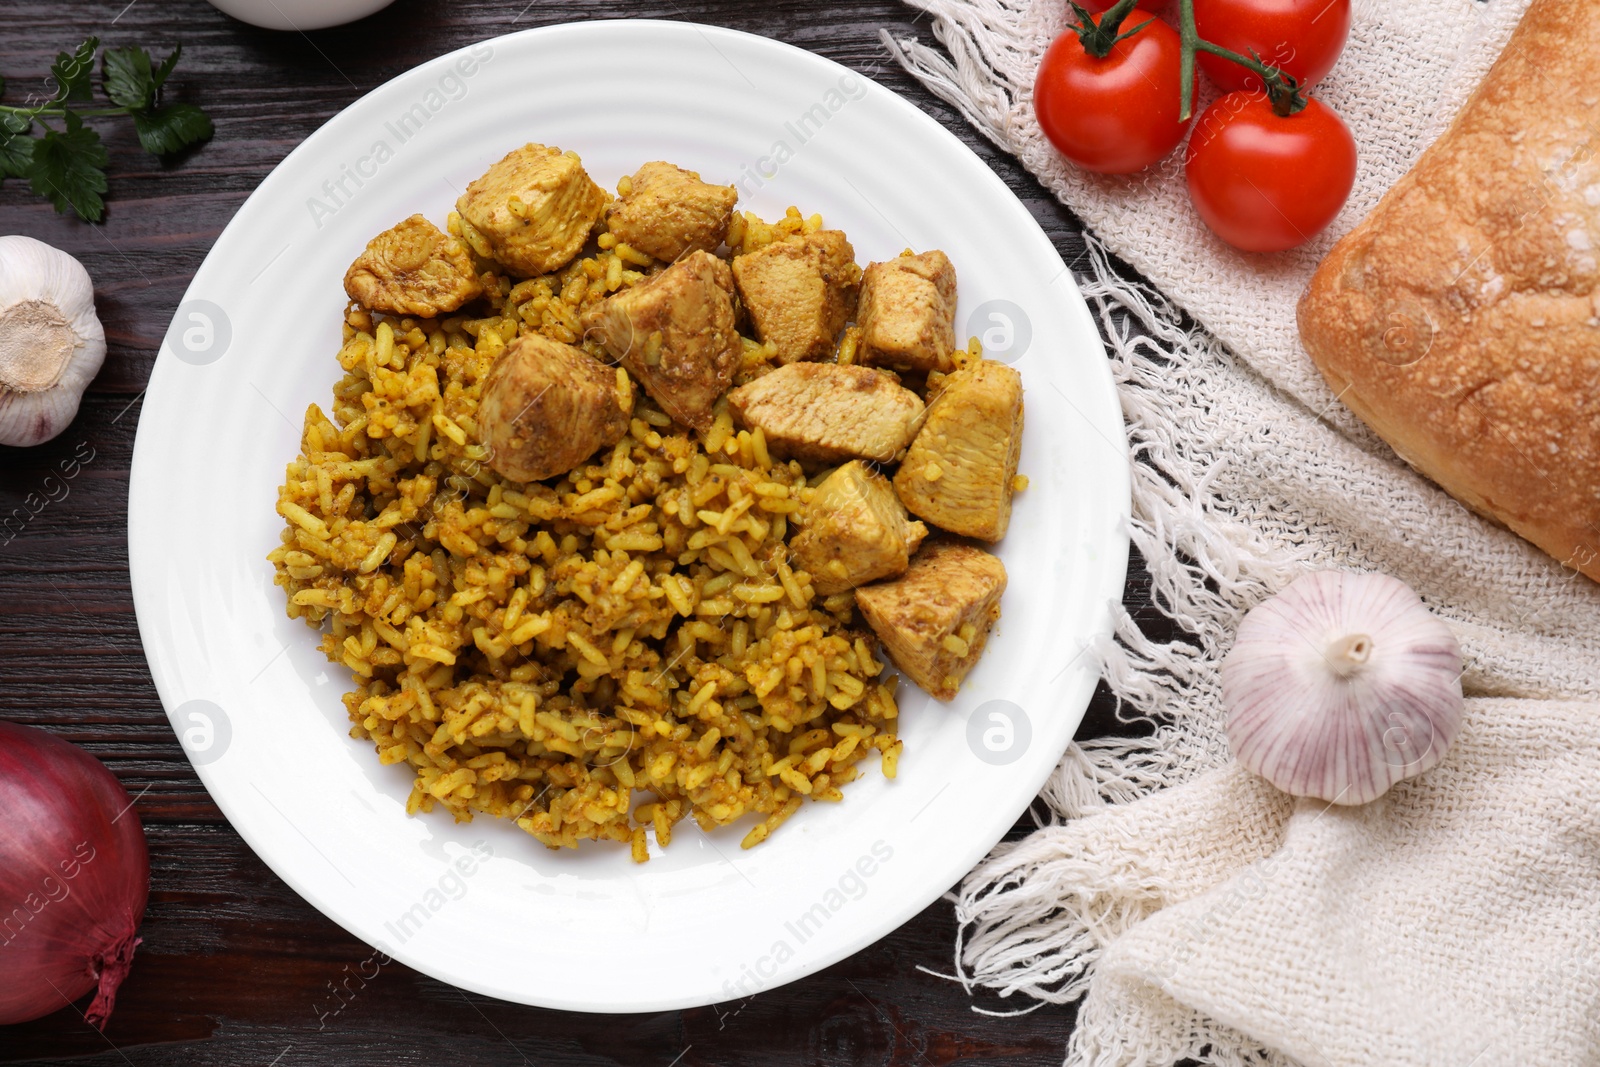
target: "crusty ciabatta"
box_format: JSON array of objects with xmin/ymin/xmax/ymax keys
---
[{"xmin": 1298, "ymin": 0, "xmax": 1600, "ymax": 581}]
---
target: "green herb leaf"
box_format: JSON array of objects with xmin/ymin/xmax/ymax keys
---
[
  {"xmin": 51, "ymin": 37, "xmax": 99, "ymax": 105},
  {"xmin": 152, "ymin": 45, "xmax": 182, "ymax": 91},
  {"xmin": 28, "ymin": 112, "xmax": 109, "ymax": 222},
  {"xmin": 9, "ymin": 36, "xmax": 205, "ymax": 221},
  {"xmin": 131, "ymin": 102, "xmax": 213, "ymax": 156},
  {"xmin": 0, "ymin": 130, "xmax": 34, "ymax": 182},
  {"xmin": 103, "ymin": 46, "xmax": 156, "ymax": 111}
]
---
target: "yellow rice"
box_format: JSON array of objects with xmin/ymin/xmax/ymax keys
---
[{"xmin": 270, "ymin": 202, "xmax": 901, "ymax": 861}]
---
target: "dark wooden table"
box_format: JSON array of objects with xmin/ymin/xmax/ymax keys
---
[{"xmin": 0, "ymin": 2, "xmax": 1159, "ymax": 1063}]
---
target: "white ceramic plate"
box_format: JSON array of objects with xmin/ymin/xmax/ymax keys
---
[{"xmin": 128, "ymin": 19, "xmax": 1128, "ymax": 1012}]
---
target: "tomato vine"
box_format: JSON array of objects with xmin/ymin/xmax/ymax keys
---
[{"xmin": 1067, "ymin": 0, "xmax": 1310, "ymax": 118}]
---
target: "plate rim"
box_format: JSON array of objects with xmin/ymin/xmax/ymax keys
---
[{"xmin": 127, "ymin": 16, "xmax": 1131, "ymax": 1013}]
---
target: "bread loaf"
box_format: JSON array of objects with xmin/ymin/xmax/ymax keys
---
[{"xmin": 1298, "ymin": 0, "xmax": 1600, "ymax": 580}]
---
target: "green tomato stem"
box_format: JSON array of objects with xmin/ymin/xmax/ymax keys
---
[
  {"xmin": 1175, "ymin": 0, "xmax": 1308, "ymax": 120},
  {"xmin": 1178, "ymin": 0, "xmax": 1199, "ymax": 122},
  {"xmin": 1070, "ymin": 0, "xmax": 1145, "ymax": 58}
]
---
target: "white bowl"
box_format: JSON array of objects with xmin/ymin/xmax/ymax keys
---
[{"xmin": 206, "ymin": 0, "xmax": 395, "ymax": 31}]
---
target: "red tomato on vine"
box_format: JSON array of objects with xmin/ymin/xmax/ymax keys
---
[
  {"xmin": 1192, "ymin": 0, "xmax": 1352, "ymax": 93},
  {"xmin": 1184, "ymin": 91, "xmax": 1357, "ymax": 252},
  {"xmin": 1034, "ymin": 6, "xmax": 1194, "ymax": 174}
]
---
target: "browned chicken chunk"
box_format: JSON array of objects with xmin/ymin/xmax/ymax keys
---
[
  {"xmin": 732, "ymin": 231, "xmax": 860, "ymax": 364},
  {"xmin": 855, "ymin": 541, "xmax": 1007, "ymax": 702},
  {"xmin": 477, "ymin": 332, "xmax": 631, "ymax": 483},
  {"xmin": 791, "ymin": 461, "xmax": 928, "ymax": 595},
  {"xmin": 582, "ymin": 250, "xmax": 739, "ymax": 430},
  {"xmin": 606, "ymin": 161, "xmax": 738, "ymax": 263},
  {"xmin": 727, "ymin": 363, "xmax": 924, "ymax": 465},
  {"xmin": 455, "ymin": 144, "xmax": 607, "ymax": 277},
  {"xmin": 895, "ymin": 360, "xmax": 1024, "ymax": 542},
  {"xmin": 857, "ymin": 250, "xmax": 958, "ymax": 373},
  {"xmin": 343, "ymin": 214, "xmax": 483, "ymax": 318}
]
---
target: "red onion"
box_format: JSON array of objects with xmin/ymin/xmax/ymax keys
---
[{"xmin": 0, "ymin": 720, "xmax": 148, "ymax": 1029}]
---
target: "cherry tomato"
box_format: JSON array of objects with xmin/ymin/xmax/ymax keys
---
[
  {"xmin": 1034, "ymin": 9, "xmax": 1193, "ymax": 175},
  {"xmin": 1184, "ymin": 92, "xmax": 1357, "ymax": 252},
  {"xmin": 1193, "ymin": 0, "xmax": 1352, "ymax": 93}
]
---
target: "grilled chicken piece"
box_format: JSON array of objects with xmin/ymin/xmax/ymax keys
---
[
  {"xmin": 732, "ymin": 231, "xmax": 860, "ymax": 364},
  {"xmin": 343, "ymin": 214, "xmax": 483, "ymax": 318},
  {"xmin": 895, "ymin": 360, "xmax": 1024, "ymax": 542},
  {"xmin": 726, "ymin": 363, "xmax": 924, "ymax": 465},
  {"xmin": 582, "ymin": 250, "xmax": 739, "ymax": 430},
  {"xmin": 455, "ymin": 143, "xmax": 607, "ymax": 277},
  {"xmin": 792, "ymin": 461, "xmax": 928, "ymax": 595},
  {"xmin": 855, "ymin": 540, "xmax": 1007, "ymax": 702},
  {"xmin": 477, "ymin": 332, "xmax": 631, "ymax": 483},
  {"xmin": 606, "ymin": 161, "xmax": 739, "ymax": 263},
  {"xmin": 857, "ymin": 250, "xmax": 958, "ymax": 373}
]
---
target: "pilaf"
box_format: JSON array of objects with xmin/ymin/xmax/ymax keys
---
[{"xmin": 271, "ymin": 190, "xmax": 904, "ymax": 861}]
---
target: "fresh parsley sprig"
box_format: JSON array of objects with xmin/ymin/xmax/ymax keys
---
[{"xmin": 0, "ymin": 37, "xmax": 213, "ymax": 223}]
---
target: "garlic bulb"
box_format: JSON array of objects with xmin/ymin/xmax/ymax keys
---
[
  {"xmin": 1221, "ymin": 570, "xmax": 1463, "ymax": 805},
  {"xmin": 0, "ymin": 236, "xmax": 106, "ymax": 447}
]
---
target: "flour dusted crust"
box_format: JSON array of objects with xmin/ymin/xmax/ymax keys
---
[{"xmin": 1298, "ymin": 0, "xmax": 1600, "ymax": 579}]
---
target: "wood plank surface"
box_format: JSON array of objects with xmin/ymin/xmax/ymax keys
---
[{"xmin": 0, "ymin": 3, "xmax": 1165, "ymax": 1063}]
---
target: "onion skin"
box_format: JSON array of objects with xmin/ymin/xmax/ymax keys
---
[{"xmin": 0, "ymin": 721, "xmax": 149, "ymax": 1029}]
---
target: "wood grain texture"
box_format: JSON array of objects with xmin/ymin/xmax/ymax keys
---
[{"xmin": 0, "ymin": 2, "xmax": 1166, "ymax": 1063}]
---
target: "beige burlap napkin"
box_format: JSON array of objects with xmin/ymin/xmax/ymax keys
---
[
  {"xmin": 887, "ymin": 0, "xmax": 1600, "ymax": 1063},
  {"xmin": 969, "ymin": 699, "xmax": 1600, "ymax": 1066}
]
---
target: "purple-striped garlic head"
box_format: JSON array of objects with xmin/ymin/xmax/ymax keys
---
[{"xmin": 1221, "ymin": 570, "xmax": 1463, "ymax": 805}]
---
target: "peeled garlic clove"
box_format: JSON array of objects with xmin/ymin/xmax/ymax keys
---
[
  {"xmin": 0, "ymin": 235, "xmax": 107, "ymax": 447},
  {"xmin": 1221, "ymin": 570, "xmax": 1464, "ymax": 805}
]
